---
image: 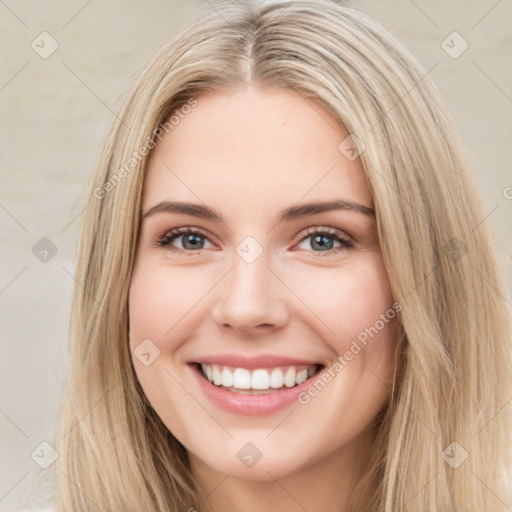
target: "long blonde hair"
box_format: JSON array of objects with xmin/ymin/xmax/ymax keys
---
[{"xmin": 23, "ymin": 1, "xmax": 512, "ymax": 510}]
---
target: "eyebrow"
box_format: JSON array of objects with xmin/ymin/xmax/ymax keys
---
[{"xmin": 142, "ymin": 199, "xmax": 375, "ymax": 222}]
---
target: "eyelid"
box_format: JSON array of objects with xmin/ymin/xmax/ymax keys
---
[
  {"xmin": 154, "ymin": 224, "xmax": 354, "ymax": 255},
  {"xmin": 295, "ymin": 225, "xmax": 353, "ymax": 244},
  {"xmin": 154, "ymin": 226, "xmax": 217, "ymax": 250},
  {"xmin": 291, "ymin": 225, "xmax": 354, "ymax": 256}
]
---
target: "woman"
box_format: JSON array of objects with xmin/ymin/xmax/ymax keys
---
[{"xmin": 22, "ymin": 0, "xmax": 512, "ymax": 510}]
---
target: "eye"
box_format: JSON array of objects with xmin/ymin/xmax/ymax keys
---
[
  {"xmin": 154, "ymin": 225, "xmax": 354, "ymax": 256},
  {"xmin": 154, "ymin": 227, "xmax": 215, "ymax": 253},
  {"xmin": 294, "ymin": 226, "xmax": 354, "ymax": 255}
]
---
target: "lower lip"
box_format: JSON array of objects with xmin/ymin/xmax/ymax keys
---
[{"xmin": 189, "ymin": 364, "xmax": 319, "ymax": 416}]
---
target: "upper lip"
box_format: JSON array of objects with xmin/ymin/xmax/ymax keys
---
[{"xmin": 189, "ymin": 354, "xmax": 323, "ymax": 369}]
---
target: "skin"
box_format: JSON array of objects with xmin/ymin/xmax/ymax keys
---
[{"xmin": 128, "ymin": 86, "xmax": 401, "ymax": 512}]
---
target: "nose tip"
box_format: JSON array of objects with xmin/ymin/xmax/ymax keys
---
[{"xmin": 210, "ymin": 259, "xmax": 288, "ymax": 337}]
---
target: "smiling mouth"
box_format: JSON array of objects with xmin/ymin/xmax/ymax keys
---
[{"xmin": 192, "ymin": 362, "xmax": 324, "ymax": 395}]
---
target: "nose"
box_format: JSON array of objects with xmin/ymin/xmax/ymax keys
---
[{"xmin": 210, "ymin": 252, "xmax": 289, "ymax": 337}]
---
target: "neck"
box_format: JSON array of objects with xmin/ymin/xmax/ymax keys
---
[{"xmin": 189, "ymin": 424, "xmax": 379, "ymax": 512}]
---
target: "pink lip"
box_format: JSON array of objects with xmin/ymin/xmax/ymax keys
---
[
  {"xmin": 188, "ymin": 362, "xmax": 323, "ymax": 416},
  {"xmin": 189, "ymin": 353, "xmax": 321, "ymax": 369}
]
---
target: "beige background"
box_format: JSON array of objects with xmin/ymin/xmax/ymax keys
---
[{"xmin": 1, "ymin": 1, "xmax": 510, "ymax": 510}]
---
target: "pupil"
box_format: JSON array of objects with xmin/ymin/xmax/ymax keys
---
[
  {"xmin": 312, "ymin": 235, "xmax": 332, "ymax": 251},
  {"xmin": 183, "ymin": 234, "xmax": 203, "ymax": 250}
]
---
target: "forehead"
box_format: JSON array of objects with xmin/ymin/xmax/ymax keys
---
[{"xmin": 143, "ymin": 87, "xmax": 372, "ymax": 213}]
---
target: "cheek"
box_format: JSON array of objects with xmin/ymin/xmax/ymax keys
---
[
  {"xmin": 287, "ymin": 255, "xmax": 400, "ymax": 396},
  {"xmin": 128, "ymin": 261, "xmax": 214, "ymax": 347},
  {"xmin": 129, "ymin": 253, "xmax": 397, "ymax": 363},
  {"xmin": 286, "ymin": 259, "xmax": 399, "ymax": 436},
  {"xmin": 127, "ymin": 252, "xmax": 400, "ymax": 473},
  {"xmin": 128, "ymin": 262, "xmax": 203, "ymax": 438},
  {"xmin": 289, "ymin": 256, "xmax": 395, "ymax": 343}
]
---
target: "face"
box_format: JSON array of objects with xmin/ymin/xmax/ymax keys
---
[{"xmin": 128, "ymin": 86, "xmax": 400, "ymax": 482}]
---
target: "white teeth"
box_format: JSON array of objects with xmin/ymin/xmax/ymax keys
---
[
  {"xmin": 270, "ymin": 367, "xmax": 284, "ymax": 388},
  {"xmin": 199, "ymin": 363, "xmax": 320, "ymax": 391},
  {"xmin": 251, "ymin": 369, "xmax": 270, "ymax": 390},
  {"xmin": 202, "ymin": 363, "xmax": 213, "ymax": 382},
  {"xmin": 284, "ymin": 367, "xmax": 296, "ymax": 387},
  {"xmin": 222, "ymin": 366, "xmax": 233, "ymax": 387},
  {"xmin": 296, "ymin": 369, "xmax": 308, "ymax": 385},
  {"xmin": 233, "ymin": 368, "xmax": 251, "ymax": 389},
  {"xmin": 212, "ymin": 365, "xmax": 222, "ymax": 385}
]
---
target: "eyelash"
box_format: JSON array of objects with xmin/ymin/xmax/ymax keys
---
[{"xmin": 153, "ymin": 226, "xmax": 354, "ymax": 257}]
